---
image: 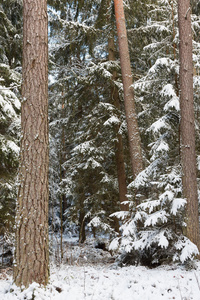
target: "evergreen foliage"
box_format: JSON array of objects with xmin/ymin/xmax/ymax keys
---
[
  {"xmin": 0, "ymin": 64, "xmax": 20, "ymax": 235},
  {"xmin": 0, "ymin": 0, "xmax": 22, "ymax": 237},
  {"xmin": 0, "ymin": 0, "xmax": 199, "ymax": 267},
  {"xmin": 48, "ymin": 0, "xmax": 129, "ymax": 242},
  {"xmin": 0, "ymin": 0, "xmax": 22, "ymax": 68},
  {"xmin": 110, "ymin": 0, "xmax": 200, "ymax": 265}
]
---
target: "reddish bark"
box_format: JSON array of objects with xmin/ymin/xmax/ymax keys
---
[
  {"xmin": 14, "ymin": 0, "xmax": 49, "ymax": 287},
  {"xmin": 114, "ymin": 0, "xmax": 143, "ymax": 178},
  {"xmin": 178, "ymin": 0, "xmax": 200, "ymax": 251}
]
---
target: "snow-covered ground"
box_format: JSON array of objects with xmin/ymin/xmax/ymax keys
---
[
  {"xmin": 1, "ymin": 262, "xmax": 200, "ymax": 299},
  {"xmin": 0, "ymin": 239, "xmax": 200, "ymax": 300}
]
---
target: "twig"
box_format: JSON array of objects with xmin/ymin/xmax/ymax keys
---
[
  {"xmin": 177, "ymin": 278, "xmax": 183, "ymax": 300},
  {"xmin": 194, "ymin": 272, "xmax": 200, "ymax": 291},
  {"xmin": 185, "ymin": 7, "xmax": 191, "ymax": 20}
]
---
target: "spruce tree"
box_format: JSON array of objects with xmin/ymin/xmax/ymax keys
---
[
  {"xmin": 48, "ymin": 0, "xmax": 130, "ymax": 242},
  {"xmin": 0, "ymin": 0, "xmax": 22, "ymax": 246},
  {"xmin": 110, "ymin": 0, "xmax": 200, "ymax": 265}
]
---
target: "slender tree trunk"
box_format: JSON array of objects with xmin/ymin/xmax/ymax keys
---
[
  {"xmin": 108, "ymin": 35, "xmax": 128, "ymax": 211},
  {"xmin": 178, "ymin": 0, "xmax": 200, "ymax": 251},
  {"xmin": 79, "ymin": 207, "xmax": 86, "ymax": 244},
  {"xmin": 59, "ymin": 91, "xmax": 65, "ymax": 262},
  {"xmin": 113, "ymin": 0, "xmax": 143, "ymax": 178},
  {"xmin": 14, "ymin": 0, "xmax": 49, "ymax": 287}
]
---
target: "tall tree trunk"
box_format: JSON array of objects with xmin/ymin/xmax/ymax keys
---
[
  {"xmin": 178, "ymin": 0, "xmax": 200, "ymax": 251},
  {"xmin": 113, "ymin": 0, "xmax": 143, "ymax": 178},
  {"xmin": 14, "ymin": 0, "xmax": 49, "ymax": 287},
  {"xmin": 59, "ymin": 91, "xmax": 66, "ymax": 261},
  {"xmin": 108, "ymin": 35, "xmax": 128, "ymax": 211}
]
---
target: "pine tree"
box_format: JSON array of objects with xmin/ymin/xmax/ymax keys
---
[
  {"xmin": 110, "ymin": 0, "xmax": 200, "ymax": 265},
  {"xmin": 14, "ymin": 0, "xmax": 49, "ymax": 287},
  {"xmin": 114, "ymin": 0, "xmax": 143, "ymax": 179},
  {"xmin": 48, "ymin": 0, "xmax": 131, "ymax": 242},
  {"xmin": 178, "ymin": 0, "xmax": 200, "ymax": 252}
]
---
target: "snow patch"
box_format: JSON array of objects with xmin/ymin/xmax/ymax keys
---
[{"xmin": 103, "ymin": 116, "xmax": 120, "ymax": 126}]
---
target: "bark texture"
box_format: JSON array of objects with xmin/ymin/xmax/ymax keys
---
[
  {"xmin": 178, "ymin": 0, "xmax": 200, "ymax": 250},
  {"xmin": 14, "ymin": 0, "xmax": 49, "ymax": 287},
  {"xmin": 114, "ymin": 0, "xmax": 143, "ymax": 178},
  {"xmin": 108, "ymin": 36, "xmax": 128, "ymax": 211}
]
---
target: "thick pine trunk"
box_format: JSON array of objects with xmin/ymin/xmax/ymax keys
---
[
  {"xmin": 108, "ymin": 36, "xmax": 128, "ymax": 211},
  {"xmin": 113, "ymin": 0, "xmax": 143, "ymax": 178},
  {"xmin": 14, "ymin": 0, "xmax": 49, "ymax": 287},
  {"xmin": 178, "ymin": 0, "xmax": 200, "ymax": 251}
]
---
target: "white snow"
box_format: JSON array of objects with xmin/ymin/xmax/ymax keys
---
[
  {"xmin": 171, "ymin": 198, "xmax": 186, "ymax": 215},
  {"xmin": 174, "ymin": 238, "xmax": 199, "ymax": 263},
  {"xmin": 157, "ymin": 231, "xmax": 169, "ymax": 248},
  {"xmin": 164, "ymin": 97, "xmax": 180, "ymax": 111},
  {"xmin": 83, "ymin": 158, "xmax": 101, "ymax": 169},
  {"xmin": 110, "ymin": 211, "xmax": 130, "ymax": 220},
  {"xmin": 160, "ymin": 84, "xmax": 180, "ymax": 111},
  {"xmin": 161, "ymin": 84, "xmax": 174, "ymax": 97},
  {"xmin": 109, "ymin": 238, "xmax": 120, "ymax": 251},
  {"xmin": 103, "ymin": 116, "xmax": 120, "ymax": 126},
  {"xmin": 148, "ymin": 57, "xmax": 172, "ymax": 74},
  {"xmin": 197, "ymin": 155, "xmax": 200, "ymax": 170},
  {"xmin": 0, "ymin": 263, "xmax": 199, "ymax": 300},
  {"xmin": 1, "ymin": 247, "xmax": 200, "ymax": 300},
  {"xmin": 138, "ymin": 200, "xmax": 161, "ymax": 213},
  {"xmin": 155, "ymin": 140, "xmax": 169, "ymax": 152},
  {"xmin": 7, "ymin": 140, "xmax": 20, "ymax": 154},
  {"xmin": 144, "ymin": 210, "xmax": 168, "ymax": 227},
  {"xmin": 0, "ymin": 94, "xmax": 17, "ymax": 118},
  {"xmin": 73, "ymin": 141, "xmax": 95, "ymax": 154},
  {"xmin": 88, "ymin": 216, "xmax": 101, "ymax": 227},
  {"xmin": 148, "ymin": 117, "xmax": 169, "ymax": 133}
]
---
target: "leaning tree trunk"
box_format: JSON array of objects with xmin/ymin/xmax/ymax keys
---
[
  {"xmin": 178, "ymin": 0, "xmax": 200, "ymax": 251},
  {"xmin": 14, "ymin": 0, "xmax": 49, "ymax": 287},
  {"xmin": 113, "ymin": 0, "xmax": 143, "ymax": 178}
]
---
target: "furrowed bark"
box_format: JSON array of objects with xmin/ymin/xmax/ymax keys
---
[
  {"xmin": 14, "ymin": 0, "xmax": 49, "ymax": 287},
  {"xmin": 178, "ymin": 0, "xmax": 200, "ymax": 252}
]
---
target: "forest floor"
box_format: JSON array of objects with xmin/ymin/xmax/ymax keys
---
[{"xmin": 0, "ymin": 237, "xmax": 200, "ymax": 299}]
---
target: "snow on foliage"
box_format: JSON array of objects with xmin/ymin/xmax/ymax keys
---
[
  {"xmin": 144, "ymin": 210, "xmax": 168, "ymax": 227},
  {"xmin": 73, "ymin": 141, "xmax": 95, "ymax": 155},
  {"xmin": 160, "ymin": 84, "xmax": 180, "ymax": 111},
  {"xmin": 148, "ymin": 117, "xmax": 170, "ymax": 134},
  {"xmin": 174, "ymin": 237, "xmax": 199, "ymax": 263},
  {"xmin": 148, "ymin": 58, "xmax": 175, "ymax": 75},
  {"xmin": 111, "ymin": 160, "xmax": 197, "ymax": 264},
  {"xmin": 197, "ymin": 155, "xmax": 200, "ymax": 170},
  {"xmin": 88, "ymin": 216, "xmax": 114, "ymax": 233},
  {"xmin": 138, "ymin": 200, "xmax": 161, "ymax": 214},
  {"xmin": 0, "ymin": 63, "xmax": 21, "ymax": 235},
  {"xmin": 170, "ymin": 198, "xmax": 186, "ymax": 215},
  {"xmin": 103, "ymin": 116, "xmax": 120, "ymax": 126},
  {"xmin": 110, "ymin": 211, "xmax": 130, "ymax": 220},
  {"xmin": 83, "ymin": 158, "xmax": 101, "ymax": 169}
]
